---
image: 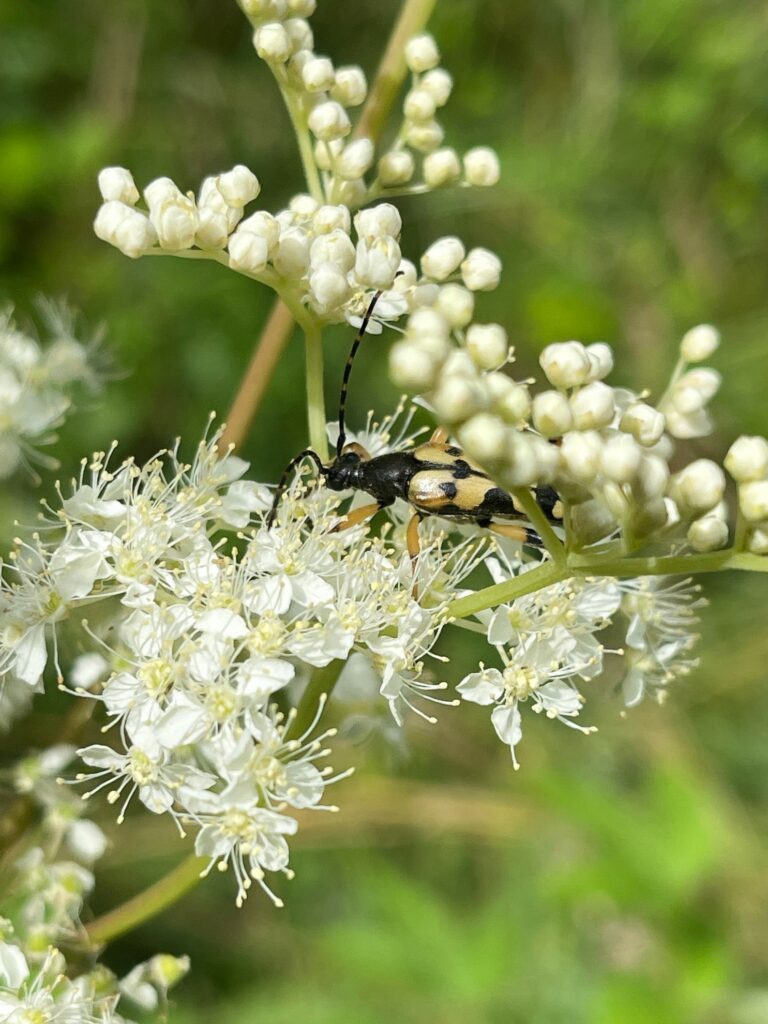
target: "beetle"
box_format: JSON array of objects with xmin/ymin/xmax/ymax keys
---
[{"xmin": 267, "ymin": 289, "xmax": 562, "ymax": 567}]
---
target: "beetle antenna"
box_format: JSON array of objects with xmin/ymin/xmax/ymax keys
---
[
  {"xmin": 267, "ymin": 448, "xmax": 326, "ymax": 528},
  {"xmin": 336, "ymin": 284, "xmax": 394, "ymax": 457}
]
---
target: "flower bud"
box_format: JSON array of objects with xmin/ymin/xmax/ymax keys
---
[
  {"xmin": 237, "ymin": 211, "xmax": 280, "ymax": 256},
  {"xmin": 312, "ymin": 204, "xmax": 351, "ymax": 234},
  {"xmin": 333, "ymin": 178, "xmax": 367, "ymax": 209},
  {"xmin": 288, "ymin": 193, "xmax": 319, "ymax": 221},
  {"xmin": 314, "ymin": 138, "xmax": 343, "ymax": 172},
  {"xmin": 404, "ymin": 33, "xmax": 440, "ymax": 73},
  {"xmin": 308, "ymin": 100, "xmax": 351, "ymax": 141},
  {"xmin": 466, "ymin": 323, "xmax": 509, "ymax": 370},
  {"xmin": 310, "ymin": 228, "xmax": 355, "ymax": 272},
  {"xmin": 532, "ymin": 390, "xmax": 573, "ymax": 438},
  {"xmin": 748, "ymin": 526, "xmax": 768, "ymax": 555},
  {"xmin": 217, "ymin": 165, "xmax": 260, "ymax": 208},
  {"xmin": 284, "ymin": 18, "xmax": 313, "ymax": 52},
  {"xmin": 462, "ymin": 147, "xmax": 501, "ymax": 187},
  {"xmin": 273, "ymin": 225, "xmax": 311, "ymax": 276},
  {"xmin": 287, "ymin": 0, "xmax": 316, "ymax": 14},
  {"xmin": 671, "ymin": 368, "xmax": 721, "ymax": 413},
  {"xmin": 389, "ymin": 340, "xmax": 439, "ymax": 391},
  {"xmin": 432, "ymin": 376, "xmax": 483, "ymax": 423},
  {"xmin": 403, "ymin": 87, "xmax": 437, "ymax": 122},
  {"xmin": 97, "ymin": 166, "xmax": 139, "ymax": 204},
  {"xmin": 494, "ymin": 382, "xmax": 531, "ymax": 425},
  {"xmin": 569, "ymin": 381, "xmax": 615, "ymax": 430},
  {"xmin": 337, "ymin": 138, "xmax": 375, "ymax": 180},
  {"xmin": 681, "ymin": 323, "xmax": 720, "ymax": 363},
  {"xmin": 331, "ymin": 65, "xmax": 368, "ymax": 107},
  {"xmin": 301, "ymin": 56, "xmax": 335, "ymax": 92},
  {"xmin": 420, "ymin": 68, "xmax": 453, "ymax": 106},
  {"xmin": 673, "ymin": 459, "xmax": 726, "ymax": 515},
  {"xmin": 585, "ymin": 342, "xmax": 614, "ymax": 381},
  {"xmin": 94, "ymin": 201, "xmax": 156, "ymax": 258},
  {"xmin": 688, "ymin": 515, "xmax": 729, "ymax": 552},
  {"xmin": 227, "ymin": 229, "xmax": 269, "ymax": 274},
  {"xmin": 404, "ymin": 119, "xmax": 444, "ymax": 153},
  {"xmin": 620, "ymin": 402, "xmax": 666, "ymax": 446},
  {"xmin": 394, "ymin": 258, "xmax": 418, "ymax": 289},
  {"xmin": 569, "ymin": 498, "xmax": 616, "ymax": 545},
  {"xmin": 739, "ymin": 480, "xmax": 768, "ymax": 522},
  {"xmin": 561, "ymin": 430, "xmax": 603, "ymax": 483},
  {"xmin": 253, "ymin": 22, "xmax": 292, "ymax": 63},
  {"xmin": 410, "ymin": 332, "xmax": 451, "ymax": 363},
  {"xmin": 440, "ymin": 349, "xmax": 477, "ymax": 380},
  {"xmin": 355, "ymin": 237, "xmax": 401, "ymax": 288},
  {"xmin": 601, "ymin": 434, "xmax": 642, "ymax": 483},
  {"xmin": 309, "ymin": 261, "xmax": 351, "ymax": 313},
  {"xmin": 196, "ymin": 207, "xmax": 230, "ymax": 249},
  {"xmin": 435, "ymin": 284, "xmax": 474, "ymax": 327},
  {"xmin": 377, "ymin": 150, "xmax": 415, "ymax": 187},
  {"xmin": 539, "ymin": 341, "xmax": 591, "ymax": 389},
  {"xmin": 420, "ymin": 237, "xmax": 465, "ymax": 281},
  {"xmin": 144, "ymin": 178, "xmax": 198, "ymax": 251},
  {"xmin": 461, "ymin": 248, "xmax": 501, "ymax": 291},
  {"xmin": 636, "ymin": 454, "xmax": 669, "ymax": 500},
  {"xmin": 423, "ymin": 147, "xmax": 461, "ymax": 188},
  {"xmin": 725, "ymin": 435, "xmax": 768, "ymax": 482},
  {"xmin": 501, "ymin": 435, "xmax": 540, "ymax": 487},
  {"xmin": 458, "ymin": 413, "xmax": 508, "ymax": 466},
  {"xmin": 355, "ymin": 203, "xmax": 401, "ymax": 241},
  {"xmin": 408, "ymin": 308, "xmax": 449, "ymax": 338}
]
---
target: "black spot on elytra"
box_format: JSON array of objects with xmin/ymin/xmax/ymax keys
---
[
  {"xmin": 440, "ymin": 480, "xmax": 458, "ymax": 499},
  {"xmin": 446, "ymin": 445, "xmax": 462, "ymax": 456},
  {"xmin": 451, "ymin": 459, "xmax": 472, "ymax": 479}
]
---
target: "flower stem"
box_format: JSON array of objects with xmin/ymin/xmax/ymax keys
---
[
  {"xmin": 303, "ymin": 319, "xmax": 329, "ymax": 460},
  {"xmin": 287, "ymin": 661, "xmax": 344, "ymax": 741},
  {"xmin": 85, "ymin": 853, "xmax": 207, "ymax": 947},
  {"xmin": 447, "ymin": 559, "xmax": 570, "ymax": 620},
  {"xmin": 279, "ymin": 85, "xmax": 325, "ymax": 203},
  {"xmin": 355, "ymin": 0, "xmax": 438, "ymax": 141},
  {"xmin": 218, "ymin": 298, "xmax": 296, "ymax": 453},
  {"xmin": 511, "ymin": 488, "xmax": 566, "ymax": 563}
]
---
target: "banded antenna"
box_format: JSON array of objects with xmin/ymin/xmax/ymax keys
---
[
  {"xmin": 266, "ymin": 448, "xmax": 326, "ymax": 528},
  {"xmin": 336, "ymin": 285, "xmax": 394, "ymax": 456}
]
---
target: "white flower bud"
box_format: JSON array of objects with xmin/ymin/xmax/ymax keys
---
[
  {"xmin": 308, "ymin": 100, "xmax": 351, "ymax": 141},
  {"xmin": 410, "ymin": 332, "xmax": 451, "ymax": 363},
  {"xmin": 601, "ymin": 434, "xmax": 642, "ymax": 483},
  {"xmin": 539, "ymin": 341, "xmax": 591, "ymax": 390},
  {"xmin": 242, "ymin": 0, "xmax": 286, "ymax": 15},
  {"xmin": 739, "ymin": 480, "xmax": 768, "ymax": 522},
  {"xmin": 403, "ymin": 87, "xmax": 436, "ymax": 122},
  {"xmin": 561, "ymin": 430, "xmax": 603, "ymax": 483},
  {"xmin": 420, "ymin": 68, "xmax": 453, "ymax": 106},
  {"xmin": 432, "ymin": 376, "xmax": 483, "ymax": 424},
  {"xmin": 312, "ymin": 204, "xmax": 351, "ymax": 234},
  {"xmin": 530, "ymin": 434, "xmax": 560, "ymax": 483},
  {"xmin": 354, "ymin": 237, "xmax": 401, "ymax": 288},
  {"xmin": 412, "ymin": 281, "xmax": 440, "ymax": 307},
  {"xmin": 466, "ymin": 323, "xmax": 509, "ymax": 370},
  {"xmin": 389, "ymin": 340, "xmax": 439, "ymax": 391},
  {"xmin": 461, "ymin": 248, "xmax": 501, "ymax": 291},
  {"xmin": 377, "ymin": 149, "xmax": 415, "ymax": 187},
  {"xmin": 620, "ymin": 402, "xmax": 666, "ymax": 447},
  {"xmin": 144, "ymin": 178, "xmax": 197, "ymax": 251},
  {"xmin": 355, "ymin": 203, "xmax": 401, "ymax": 242},
  {"xmin": 227, "ymin": 228, "xmax": 269, "ymax": 274},
  {"xmin": 725, "ymin": 435, "xmax": 768, "ymax": 482},
  {"xmin": 634, "ymin": 497, "xmax": 670, "ymax": 535},
  {"xmin": 440, "ymin": 349, "xmax": 477, "ymax": 380},
  {"xmin": 310, "ymin": 228, "xmax": 355, "ymax": 272},
  {"xmin": 532, "ymin": 390, "xmax": 573, "ymax": 438},
  {"xmin": 284, "ymin": 18, "xmax": 313, "ymax": 52},
  {"xmin": 404, "ymin": 33, "xmax": 440, "ymax": 73},
  {"xmin": 681, "ymin": 324, "xmax": 720, "ymax": 363},
  {"xmin": 435, "ymin": 284, "xmax": 474, "ymax": 327},
  {"xmin": 420, "ymin": 236, "xmax": 465, "ymax": 281},
  {"xmin": 636, "ymin": 453, "xmax": 669, "ymax": 499},
  {"xmin": 289, "ymin": 193, "xmax": 319, "ymax": 220},
  {"xmin": 672, "ymin": 368, "xmax": 721, "ymax": 413},
  {"xmin": 673, "ymin": 459, "xmax": 726, "ymax": 515},
  {"xmin": 569, "ymin": 381, "xmax": 615, "ymax": 430},
  {"xmin": 502, "ymin": 435, "xmax": 540, "ymax": 487},
  {"xmin": 94, "ymin": 201, "xmax": 156, "ymax": 258},
  {"xmin": 585, "ymin": 342, "xmax": 614, "ymax": 381},
  {"xmin": 569, "ymin": 498, "xmax": 616, "ymax": 545},
  {"xmin": 748, "ymin": 526, "xmax": 768, "ymax": 555},
  {"xmin": 331, "ymin": 65, "xmax": 368, "ymax": 107},
  {"xmin": 423, "ymin": 147, "xmax": 461, "ymax": 188},
  {"xmin": 394, "ymin": 258, "xmax": 418, "ymax": 289},
  {"xmin": 217, "ymin": 165, "xmax": 260, "ymax": 208},
  {"xmin": 273, "ymin": 225, "xmax": 311, "ymax": 276},
  {"xmin": 287, "ymin": 0, "xmax": 316, "ymax": 14},
  {"xmin": 404, "ymin": 119, "xmax": 444, "ymax": 153},
  {"xmin": 337, "ymin": 138, "xmax": 374, "ymax": 180},
  {"xmin": 237, "ymin": 210, "xmax": 280, "ymax": 256},
  {"xmin": 688, "ymin": 515, "xmax": 728, "ymax": 552},
  {"xmin": 494, "ymin": 382, "xmax": 531, "ymax": 425},
  {"xmin": 462, "ymin": 147, "xmax": 501, "ymax": 187},
  {"xmin": 195, "ymin": 207, "xmax": 230, "ymax": 249},
  {"xmin": 457, "ymin": 413, "xmax": 508, "ymax": 465},
  {"xmin": 309, "ymin": 261, "xmax": 351, "ymax": 313},
  {"xmin": 334, "ymin": 178, "xmax": 367, "ymax": 209},
  {"xmin": 253, "ymin": 22, "xmax": 292, "ymax": 63},
  {"xmin": 302, "ymin": 56, "xmax": 335, "ymax": 92},
  {"xmin": 407, "ymin": 308, "xmax": 449, "ymax": 338},
  {"xmin": 313, "ymin": 138, "xmax": 343, "ymax": 172},
  {"xmin": 98, "ymin": 166, "xmax": 139, "ymax": 204}
]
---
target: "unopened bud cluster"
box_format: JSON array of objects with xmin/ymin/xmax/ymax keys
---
[{"xmin": 726, "ymin": 434, "xmax": 768, "ymax": 554}]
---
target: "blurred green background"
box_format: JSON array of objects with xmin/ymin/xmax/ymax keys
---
[{"xmin": 2, "ymin": 0, "xmax": 768, "ymax": 1021}]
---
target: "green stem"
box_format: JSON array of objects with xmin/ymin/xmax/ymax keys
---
[
  {"xmin": 85, "ymin": 853, "xmax": 206, "ymax": 947},
  {"xmin": 287, "ymin": 661, "xmax": 344, "ymax": 741},
  {"xmin": 511, "ymin": 488, "xmax": 566, "ymax": 563},
  {"xmin": 279, "ymin": 85, "xmax": 325, "ymax": 203},
  {"xmin": 448, "ymin": 559, "xmax": 570, "ymax": 620},
  {"xmin": 303, "ymin": 320, "xmax": 328, "ymax": 460}
]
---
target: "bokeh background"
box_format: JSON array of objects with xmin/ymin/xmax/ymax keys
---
[{"xmin": 2, "ymin": 0, "xmax": 768, "ymax": 1021}]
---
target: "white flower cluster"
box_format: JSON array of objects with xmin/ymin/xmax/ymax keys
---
[
  {"xmin": 385, "ymin": 255, "xmax": 751, "ymax": 554},
  {"xmin": 0, "ymin": 302, "xmax": 100, "ymax": 479},
  {"xmin": 725, "ymin": 434, "xmax": 768, "ymax": 554},
  {"xmin": 0, "ymin": 432, "xmax": 478, "ymax": 904},
  {"xmin": 0, "ymin": 747, "xmax": 188, "ymax": 1023},
  {"xmin": 457, "ymin": 554, "xmax": 703, "ymax": 765}
]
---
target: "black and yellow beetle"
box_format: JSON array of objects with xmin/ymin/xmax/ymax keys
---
[{"xmin": 268, "ymin": 289, "xmax": 562, "ymax": 564}]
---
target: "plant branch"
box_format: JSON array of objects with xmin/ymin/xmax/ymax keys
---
[
  {"xmin": 355, "ymin": 0, "xmax": 438, "ymax": 142},
  {"xmin": 511, "ymin": 488, "xmax": 566, "ymax": 563},
  {"xmin": 287, "ymin": 660, "xmax": 344, "ymax": 741},
  {"xmin": 303, "ymin": 319, "xmax": 329, "ymax": 460}
]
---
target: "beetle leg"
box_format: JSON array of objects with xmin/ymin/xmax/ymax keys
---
[
  {"xmin": 406, "ymin": 512, "xmax": 423, "ymax": 598},
  {"xmin": 331, "ymin": 501, "xmax": 383, "ymax": 533},
  {"xmin": 429, "ymin": 426, "xmax": 450, "ymax": 444},
  {"xmin": 485, "ymin": 521, "xmax": 542, "ymax": 546}
]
